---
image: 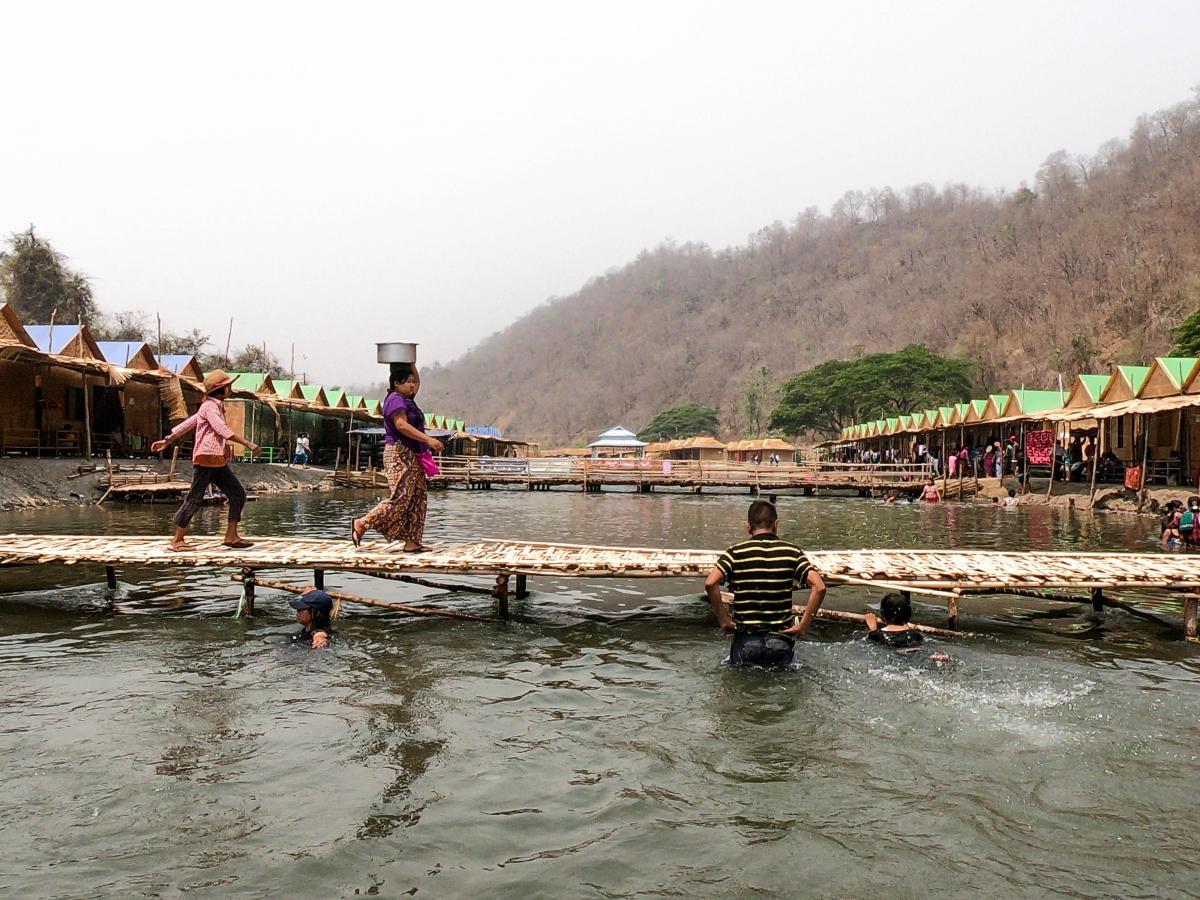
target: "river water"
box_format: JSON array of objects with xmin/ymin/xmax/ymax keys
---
[{"xmin": 2, "ymin": 489, "xmax": 1198, "ymax": 898}]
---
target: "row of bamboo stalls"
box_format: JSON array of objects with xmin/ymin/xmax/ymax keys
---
[
  {"xmin": 840, "ymin": 356, "xmax": 1200, "ymax": 488},
  {"xmin": 217, "ymin": 374, "xmax": 387, "ymax": 463},
  {"xmin": 841, "ymin": 390, "xmax": 1064, "ymax": 463},
  {"xmin": 0, "ymin": 304, "xmax": 199, "ymax": 456}
]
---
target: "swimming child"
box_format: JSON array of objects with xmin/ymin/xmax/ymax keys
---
[
  {"xmin": 290, "ymin": 588, "xmax": 335, "ymax": 648},
  {"xmin": 864, "ymin": 593, "xmax": 950, "ymax": 662},
  {"xmin": 864, "ymin": 593, "xmax": 925, "ymax": 651},
  {"xmin": 1002, "ymin": 488, "xmax": 1019, "ymax": 508}
]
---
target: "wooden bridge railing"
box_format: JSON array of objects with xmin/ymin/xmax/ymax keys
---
[{"xmin": 425, "ymin": 456, "xmax": 932, "ymax": 484}]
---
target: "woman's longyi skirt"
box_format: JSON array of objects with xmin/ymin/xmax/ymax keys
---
[{"xmin": 361, "ymin": 443, "xmax": 428, "ymax": 544}]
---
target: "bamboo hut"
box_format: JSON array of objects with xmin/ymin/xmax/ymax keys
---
[
  {"xmin": 1065, "ymin": 374, "xmax": 1112, "ymax": 409},
  {"xmin": 323, "ymin": 388, "xmax": 350, "ymax": 409},
  {"xmin": 94, "ymin": 341, "xmax": 162, "ymax": 450},
  {"xmin": 1102, "ymin": 365, "xmax": 1152, "ymax": 403},
  {"xmin": 270, "ymin": 379, "xmax": 307, "ymax": 401},
  {"xmin": 1140, "ymin": 357, "xmax": 1200, "ymax": 399},
  {"xmin": 158, "ymin": 354, "xmax": 204, "ymax": 384},
  {"xmin": 228, "ymin": 372, "xmax": 276, "ymax": 395},
  {"xmin": 669, "ymin": 436, "xmax": 726, "ymax": 461}
]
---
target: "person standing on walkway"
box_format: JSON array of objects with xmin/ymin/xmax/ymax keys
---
[
  {"xmin": 351, "ymin": 363, "xmax": 444, "ymax": 551},
  {"xmin": 293, "ymin": 432, "xmax": 311, "ymax": 466},
  {"xmin": 151, "ymin": 369, "xmax": 259, "ymax": 551},
  {"xmin": 703, "ymin": 500, "xmax": 827, "ymax": 669}
]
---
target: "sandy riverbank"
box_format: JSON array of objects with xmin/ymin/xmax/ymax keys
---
[{"xmin": 0, "ymin": 458, "xmax": 334, "ymax": 511}]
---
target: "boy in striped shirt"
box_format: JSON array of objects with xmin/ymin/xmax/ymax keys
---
[{"xmin": 704, "ymin": 500, "xmax": 826, "ymax": 669}]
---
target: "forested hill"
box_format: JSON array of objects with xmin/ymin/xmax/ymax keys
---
[{"xmin": 421, "ymin": 93, "xmax": 1200, "ymax": 445}]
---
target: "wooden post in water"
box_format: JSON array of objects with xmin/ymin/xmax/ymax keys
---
[
  {"xmin": 946, "ymin": 594, "xmax": 960, "ymax": 630},
  {"xmin": 1183, "ymin": 594, "xmax": 1198, "ymax": 640},
  {"xmin": 105, "ymin": 565, "xmax": 117, "ymax": 590},
  {"xmin": 1090, "ymin": 587, "xmax": 1105, "ymax": 616},
  {"xmin": 240, "ymin": 566, "xmax": 256, "ymax": 616},
  {"xmin": 515, "ymin": 573, "xmax": 528, "ymax": 599},
  {"xmin": 492, "ymin": 574, "xmax": 510, "ymax": 619},
  {"xmin": 314, "ymin": 569, "xmax": 325, "ymax": 590}
]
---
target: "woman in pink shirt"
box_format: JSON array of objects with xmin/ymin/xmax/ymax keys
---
[{"xmin": 151, "ymin": 369, "xmax": 260, "ymax": 551}]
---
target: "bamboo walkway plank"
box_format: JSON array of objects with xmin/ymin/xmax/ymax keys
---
[
  {"xmin": 1, "ymin": 534, "xmax": 1197, "ymax": 636},
  {"xmin": 2, "ymin": 533, "xmax": 1199, "ymax": 591},
  {"xmin": 0, "ymin": 534, "xmax": 719, "ymax": 578}
]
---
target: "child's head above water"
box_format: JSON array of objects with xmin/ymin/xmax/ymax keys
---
[{"xmin": 879, "ymin": 592, "xmax": 913, "ymax": 626}]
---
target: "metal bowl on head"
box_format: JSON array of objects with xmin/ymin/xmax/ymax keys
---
[{"xmin": 377, "ymin": 342, "xmax": 418, "ymax": 364}]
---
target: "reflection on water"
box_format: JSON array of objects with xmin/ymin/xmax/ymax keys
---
[{"xmin": 1, "ymin": 489, "xmax": 1198, "ymax": 897}]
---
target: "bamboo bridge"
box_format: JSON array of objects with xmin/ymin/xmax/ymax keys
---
[
  {"xmin": 335, "ymin": 458, "xmax": 951, "ymax": 496},
  {"xmin": 0, "ymin": 533, "xmax": 1196, "ymax": 640}
]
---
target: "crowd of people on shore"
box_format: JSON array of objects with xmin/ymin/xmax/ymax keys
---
[{"xmin": 838, "ymin": 433, "xmax": 1116, "ymax": 484}]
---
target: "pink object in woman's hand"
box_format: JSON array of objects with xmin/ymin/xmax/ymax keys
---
[{"xmin": 419, "ymin": 451, "xmax": 440, "ymax": 476}]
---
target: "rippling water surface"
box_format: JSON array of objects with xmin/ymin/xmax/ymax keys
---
[{"xmin": 2, "ymin": 489, "xmax": 1199, "ymax": 898}]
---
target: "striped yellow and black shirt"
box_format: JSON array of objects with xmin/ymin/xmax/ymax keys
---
[{"xmin": 716, "ymin": 534, "xmax": 813, "ymax": 633}]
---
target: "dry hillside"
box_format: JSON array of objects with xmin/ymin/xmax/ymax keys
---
[{"xmin": 422, "ymin": 92, "xmax": 1200, "ymax": 445}]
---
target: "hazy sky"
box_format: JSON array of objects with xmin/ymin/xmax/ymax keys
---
[{"xmin": 3, "ymin": 1, "xmax": 1199, "ymax": 386}]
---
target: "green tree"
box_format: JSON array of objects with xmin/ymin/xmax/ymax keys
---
[
  {"xmin": 769, "ymin": 344, "xmax": 972, "ymax": 438},
  {"xmin": 637, "ymin": 402, "xmax": 720, "ymax": 441},
  {"xmin": 0, "ymin": 227, "xmax": 96, "ymax": 325},
  {"xmin": 1171, "ymin": 304, "xmax": 1200, "ymax": 356},
  {"xmin": 158, "ymin": 328, "xmax": 211, "ymax": 358},
  {"xmin": 229, "ymin": 344, "xmax": 286, "ymax": 377},
  {"xmin": 92, "ymin": 309, "xmax": 151, "ymax": 342}
]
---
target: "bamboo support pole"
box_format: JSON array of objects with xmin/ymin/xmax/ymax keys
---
[
  {"xmin": 1099, "ymin": 594, "xmax": 1178, "ymax": 629},
  {"xmin": 240, "ymin": 566, "xmax": 256, "ymax": 616},
  {"xmin": 1088, "ymin": 423, "xmax": 1104, "ymax": 509},
  {"xmin": 811, "ymin": 607, "xmax": 973, "ymax": 639},
  {"xmin": 492, "ymin": 574, "xmax": 510, "ymax": 619},
  {"xmin": 361, "ymin": 570, "xmax": 495, "ymax": 595},
  {"xmin": 1137, "ymin": 413, "xmax": 1151, "ymax": 512},
  {"xmin": 1185, "ymin": 593, "xmax": 1198, "ymax": 640},
  {"xmin": 81, "ymin": 369, "xmax": 93, "ymax": 460},
  {"xmin": 1045, "ymin": 423, "xmax": 1057, "ymax": 500},
  {"xmin": 105, "ymin": 565, "xmax": 117, "ymax": 590},
  {"xmin": 940, "ymin": 430, "xmax": 948, "ymax": 495},
  {"xmin": 234, "ymin": 573, "xmax": 496, "ymax": 622}
]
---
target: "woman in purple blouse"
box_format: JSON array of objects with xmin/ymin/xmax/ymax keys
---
[{"xmin": 352, "ymin": 363, "xmax": 444, "ymax": 551}]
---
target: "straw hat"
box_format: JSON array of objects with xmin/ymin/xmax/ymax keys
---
[{"xmin": 203, "ymin": 369, "xmax": 235, "ymax": 394}]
